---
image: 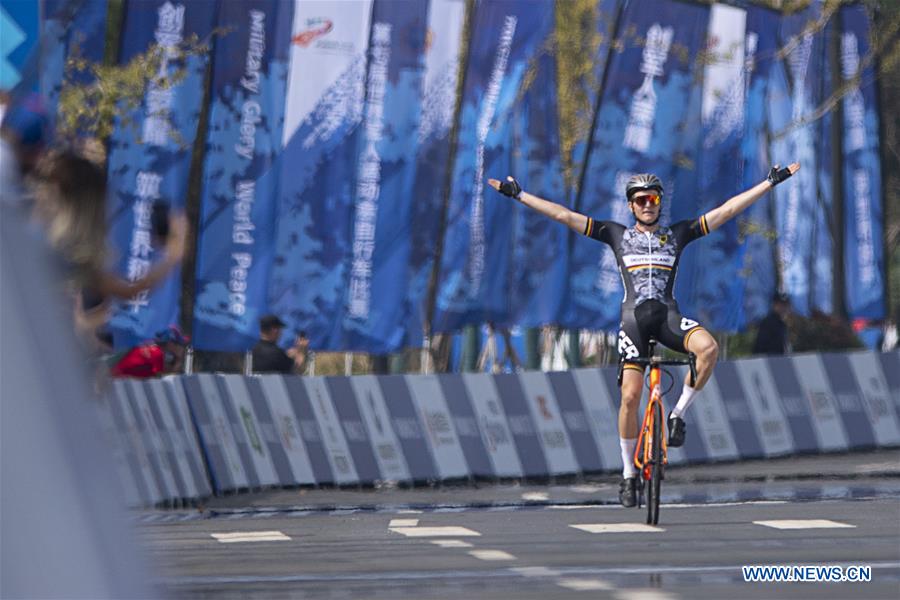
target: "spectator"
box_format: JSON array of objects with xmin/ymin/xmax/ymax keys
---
[
  {"xmin": 752, "ymin": 293, "xmax": 791, "ymax": 355},
  {"xmin": 110, "ymin": 326, "xmax": 189, "ymax": 378},
  {"xmin": 286, "ymin": 330, "xmax": 310, "ymax": 375},
  {"xmin": 0, "ymin": 92, "xmax": 49, "ymax": 209},
  {"xmin": 251, "ymin": 315, "xmax": 293, "ymax": 373}
]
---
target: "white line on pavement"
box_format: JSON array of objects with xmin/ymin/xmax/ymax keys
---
[
  {"xmin": 210, "ymin": 531, "xmax": 291, "ymax": 543},
  {"xmin": 557, "ymin": 578, "xmax": 613, "ymax": 591},
  {"xmin": 522, "ymin": 492, "xmax": 549, "ymax": 501},
  {"xmin": 430, "ymin": 540, "xmax": 473, "ymax": 548},
  {"xmin": 753, "ymin": 519, "xmax": 855, "ymax": 530},
  {"xmin": 570, "ymin": 524, "xmax": 664, "ymax": 534},
  {"xmin": 389, "ymin": 526, "xmax": 481, "ymax": 537},
  {"xmin": 388, "ymin": 519, "xmax": 419, "ymax": 527},
  {"xmin": 614, "ymin": 589, "xmax": 678, "ymax": 600},
  {"xmin": 468, "ymin": 550, "xmax": 516, "ymax": 561},
  {"xmin": 511, "ymin": 566, "xmax": 562, "ymax": 578}
]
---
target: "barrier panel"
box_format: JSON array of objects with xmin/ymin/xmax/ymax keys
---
[{"xmin": 105, "ymin": 350, "xmax": 899, "ymax": 507}]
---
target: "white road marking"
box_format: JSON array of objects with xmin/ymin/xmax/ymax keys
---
[
  {"xmin": 545, "ymin": 504, "xmax": 598, "ymax": 510},
  {"xmin": 569, "ymin": 485, "xmax": 603, "ymax": 493},
  {"xmin": 211, "ymin": 531, "xmax": 291, "ymax": 543},
  {"xmin": 388, "ymin": 519, "xmax": 419, "ymax": 527},
  {"xmin": 665, "ymin": 500, "xmax": 787, "ymax": 508},
  {"xmin": 557, "ymin": 578, "xmax": 613, "ymax": 591},
  {"xmin": 855, "ymin": 461, "xmax": 899, "ymax": 474},
  {"xmin": 430, "ymin": 540, "xmax": 473, "ymax": 548},
  {"xmin": 468, "ymin": 550, "xmax": 516, "ymax": 561},
  {"xmin": 389, "ymin": 526, "xmax": 481, "ymax": 537},
  {"xmin": 753, "ymin": 519, "xmax": 856, "ymax": 530},
  {"xmin": 571, "ymin": 523, "xmax": 664, "ymax": 534},
  {"xmin": 511, "ymin": 566, "xmax": 562, "ymax": 578},
  {"xmin": 522, "ymin": 492, "xmax": 549, "ymax": 501},
  {"xmin": 615, "ymin": 589, "xmax": 677, "ymax": 600},
  {"xmin": 395, "ymin": 509, "xmax": 423, "ymax": 514}
]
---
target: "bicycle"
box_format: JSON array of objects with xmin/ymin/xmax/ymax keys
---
[{"xmin": 618, "ymin": 338, "xmax": 696, "ymax": 525}]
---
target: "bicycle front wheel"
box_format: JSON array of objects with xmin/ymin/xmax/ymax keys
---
[{"xmin": 647, "ymin": 400, "xmax": 663, "ymax": 525}]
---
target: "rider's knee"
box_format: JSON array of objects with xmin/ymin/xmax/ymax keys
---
[
  {"xmin": 699, "ymin": 337, "xmax": 719, "ymax": 364},
  {"xmin": 620, "ymin": 386, "xmax": 642, "ymax": 408}
]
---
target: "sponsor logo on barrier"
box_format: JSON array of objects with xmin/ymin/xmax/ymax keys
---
[
  {"xmin": 240, "ymin": 406, "xmax": 263, "ymax": 454},
  {"xmin": 292, "ymin": 18, "xmax": 334, "ymax": 47}
]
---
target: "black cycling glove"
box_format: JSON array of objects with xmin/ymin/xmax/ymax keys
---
[
  {"xmin": 767, "ymin": 164, "xmax": 793, "ymax": 186},
  {"xmin": 498, "ymin": 177, "xmax": 522, "ymax": 199}
]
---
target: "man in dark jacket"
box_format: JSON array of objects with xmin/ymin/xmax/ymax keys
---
[
  {"xmin": 251, "ymin": 314, "xmax": 293, "ymax": 373},
  {"xmin": 753, "ymin": 293, "xmax": 791, "ymax": 355}
]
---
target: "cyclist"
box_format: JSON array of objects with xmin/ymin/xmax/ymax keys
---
[{"xmin": 489, "ymin": 163, "xmax": 799, "ymax": 507}]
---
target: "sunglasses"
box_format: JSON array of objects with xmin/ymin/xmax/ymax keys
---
[{"xmin": 630, "ymin": 194, "xmax": 661, "ymax": 208}]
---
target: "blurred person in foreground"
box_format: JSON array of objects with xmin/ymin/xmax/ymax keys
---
[
  {"xmin": 252, "ymin": 314, "xmax": 294, "ymax": 374},
  {"xmin": 0, "ymin": 92, "xmax": 50, "ymax": 208},
  {"xmin": 752, "ymin": 293, "xmax": 792, "ymax": 355},
  {"xmin": 110, "ymin": 326, "xmax": 189, "ymax": 378},
  {"xmin": 490, "ymin": 162, "xmax": 799, "ymax": 508}
]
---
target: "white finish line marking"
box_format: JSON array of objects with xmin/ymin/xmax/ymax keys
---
[
  {"xmin": 522, "ymin": 492, "xmax": 549, "ymax": 501},
  {"xmin": 430, "ymin": 540, "xmax": 473, "ymax": 548},
  {"xmin": 615, "ymin": 589, "xmax": 678, "ymax": 600},
  {"xmin": 571, "ymin": 523, "xmax": 664, "ymax": 534},
  {"xmin": 211, "ymin": 531, "xmax": 291, "ymax": 543},
  {"xmin": 511, "ymin": 566, "xmax": 562, "ymax": 578},
  {"xmin": 468, "ymin": 550, "xmax": 516, "ymax": 561},
  {"xmin": 388, "ymin": 519, "xmax": 419, "ymax": 527},
  {"xmin": 753, "ymin": 519, "xmax": 856, "ymax": 530},
  {"xmin": 389, "ymin": 526, "xmax": 481, "ymax": 538},
  {"xmin": 557, "ymin": 578, "xmax": 613, "ymax": 591}
]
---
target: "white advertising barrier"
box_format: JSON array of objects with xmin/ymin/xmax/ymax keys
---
[
  {"xmin": 517, "ymin": 372, "xmax": 580, "ymax": 475},
  {"xmin": 183, "ymin": 374, "xmax": 249, "ymax": 493},
  {"xmin": 254, "ymin": 375, "xmax": 317, "ymax": 486},
  {"xmin": 461, "ymin": 373, "xmax": 523, "ymax": 478},
  {"xmin": 109, "ymin": 380, "xmax": 164, "ymax": 505},
  {"xmin": 404, "ymin": 374, "xmax": 470, "ymax": 480},
  {"xmin": 846, "ymin": 351, "xmax": 900, "ymax": 446},
  {"xmin": 733, "ymin": 358, "xmax": 796, "ymax": 457},
  {"xmin": 303, "ymin": 377, "xmax": 360, "ymax": 485},
  {"xmin": 664, "ymin": 366, "xmax": 740, "ymax": 463},
  {"xmin": 789, "ymin": 354, "xmax": 851, "ymax": 452},
  {"xmin": 161, "ymin": 377, "xmax": 213, "ymax": 499},
  {"xmin": 125, "ymin": 380, "xmax": 181, "ymax": 501},
  {"xmin": 144, "ymin": 379, "xmax": 206, "ymax": 501},
  {"xmin": 570, "ymin": 368, "xmax": 624, "ymax": 472},
  {"xmin": 94, "ymin": 393, "xmax": 144, "ymax": 508},
  {"xmin": 218, "ymin": 375, "xmax": 281, "ymax": 488},
  {"xmin": 350, "ymin": 375, "xmax": 412, "ymax": 483}
]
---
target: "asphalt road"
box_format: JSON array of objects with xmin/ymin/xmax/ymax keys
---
[{"xmin": 139, "ymin": 451, "xmax": 900, "ymax": 599}]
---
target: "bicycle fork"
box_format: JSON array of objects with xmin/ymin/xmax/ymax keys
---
[{"xmin": 633, "ymin": 366, "xmax": 668, "ymax": 480}]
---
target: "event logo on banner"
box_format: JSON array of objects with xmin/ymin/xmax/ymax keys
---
[
  {"xmin": 268, "ymin": 1, "xmax": 373, "ymax": 351},
  {"xmin": 768, "ymin": 3, "xmax": 824, "ymax": 316},
  {"xmin": 341, "ymin": 0, "xmax": 429, "ymax": 351},
  {"xmin": 562, "ymin": 0, "xmax": 710, "ymax": 330},
  {"xmin": 841, "ymin": 5, "xmax": 885, "ymax": 320},
  {"xmin": 434, "ymin": 0, "xmax": 554, "ymax": 332},
  {"xmin": 106, "ymin": 0, "xmax": 216, "ymax": 349},
  {"xmin": 193, "ymin": 0, "xmax": 293, "ymax": 350},
  {"xmin": 406, "ymin": 0, "xmax": 466, "ymax": 346}
]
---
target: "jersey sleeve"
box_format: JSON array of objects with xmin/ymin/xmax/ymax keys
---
[
  {"xmin": 582, "ymin": 218, "xmax": 621, "ymax": 245},
  {"xmin": 673, "ymin": 214, "xmax": 711, "ymax": 245}
]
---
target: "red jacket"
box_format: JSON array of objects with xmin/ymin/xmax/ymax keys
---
[{"xmin": 110, "ymin": 344, "xmax": 164, "ymax": 378}]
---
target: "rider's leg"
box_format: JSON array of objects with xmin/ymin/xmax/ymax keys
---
[
  {"xmin": 671, "ymin": 328, "xmax": 719, "ymax": 418},
  {"xmin": 618, "ymin": 366, "xmax": 643, "ymax": 478}
]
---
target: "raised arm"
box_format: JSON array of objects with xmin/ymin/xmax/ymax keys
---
[
  {"xmin": 704, "ymin": 163, "xmax": 800, "ymax": 232},
  {"xmin": 488, "ymin": 176, "xmax": 587, "ymax": 234}
]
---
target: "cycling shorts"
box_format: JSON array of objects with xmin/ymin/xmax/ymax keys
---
[{"xmin": 617, "ymin": 299, "xmax": 705, "ymax": 371}]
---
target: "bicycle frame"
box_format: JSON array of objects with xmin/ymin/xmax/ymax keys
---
[{"xmin": 634, "ymin": 363, "xmax": 666, "ymax": 478}]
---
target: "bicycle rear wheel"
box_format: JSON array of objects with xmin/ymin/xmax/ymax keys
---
[{"xmin": 646, "ymin": 400, "xmax": 663, "ymax": 525}]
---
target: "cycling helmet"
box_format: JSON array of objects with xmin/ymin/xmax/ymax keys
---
[{"xmin": 625, "ymin": 173, "xmax": 664, "ymax": 200}]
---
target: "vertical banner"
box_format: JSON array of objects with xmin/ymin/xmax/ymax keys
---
[
  {"xmin": 193, "ymin": 0, "xmax": 293, "ymax": 350},
  {"xmin": 768, "ymin": 4, "xmax": 823, "ymax": 316},
  {"xmin": 268, "ymin": 1, "xmax": 373, "ymax": 350},
  {"xmin": 38, "ymin": 0, "xmax": 107, "ymax": 118},
  {"xmin": 407, "ymin": 0, "xmax": 466, "ymax": 345},
  {"xmin": 342, "ymin": 0, "xmax": 429, "ymax": 351},
  {"xmin": 1, "ymin": 0, "xmax": 39, "ymax": 90},
  {"xmin": 563, "ymin": 0, "xmax": 710, "ymax": 329},
  {"xmin": 433, "ymin": 0, "xmax": 555, "ymax": 332},
  {"xmin": 812, "ymin": 19, "xmax": 835, "ymax": 314},
  {"xmin": 840, "ymin": 4, "xmax": 885, "ymax": 320},
  {"xmin": 106, "ymin": 0, "xmax": 216, "ymax": 348},
  {"xmin": 509, "ymin": 14, "xmax": 567, "ymax": 327}
]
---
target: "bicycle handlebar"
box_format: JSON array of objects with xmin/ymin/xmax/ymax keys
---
[{"xmin": 616, "ymin": 352, "xmax": 698, "ymax": 388}]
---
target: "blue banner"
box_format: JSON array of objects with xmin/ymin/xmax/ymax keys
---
[
  {"xmin": 509, "ymin": 25, "xmax": 566, "ymax": 327},
  {"xmin": 562, "ymin": 0, "xmax": 710, "ymax": 330},
  {"xmin": 434, "ymin": 0, "xmax": 555, "ymax": 332},
  {"xmin": 406, "ymin": 0, "xmax": 466, "ymax": 346},
  {"xmin": 341, "ymin": 0, "xmax": 428, "ymax": 351},
  {"xmin": 840, "ymin": 4, "xmax": 885, "ymax": 320},
  {"xmin": 268, "ymin": 1, "xmax": 374, "ymax": 351},
  {"xmin": 1, "ymin": 0, "xmax": 39, "ymax": 90},
  {"xmin": 734, "ymin": 6, "xmax": 780, "ymax": 328},
  {"xmin": 767, "ymin": 3, "xmax": 824, "ymax": 317},
  {"xmin": 193, "ymin": 0, "xmax": 293, "ymax": 351},
  {"xmin": 106, "ymin": 0, "xmax": 216, "ymax": 349},
  {"xmin": 39, "ymin": 0, "xmax": 107, "ymax": 121},
  {"xmin": 812, "ymin": 18, "xmax": 835, "ymax": 315}
]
